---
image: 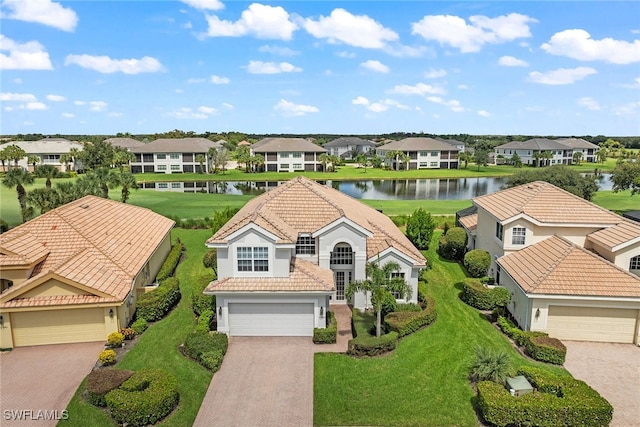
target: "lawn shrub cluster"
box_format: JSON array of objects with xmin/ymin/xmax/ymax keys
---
[
  {"xmin": 120, "ymin": 327, "xmax": 135, "ymax": 340},
  {"xmin": 107, "ymin": 332, "xmax": 124, "ymax": 348},
  {"xmin": 497, "ymin": 316, "xmax": 565, "ymax": 364},
  {"xmin": 460, "ymin": 279, "xmax": 510, "ymax": 310},
  {"xmin": 131, "ymin": 317, "xmax": 148, "ymax": 335},
  {"xmin": 313, "ymin": 311, "xmax": 337, "ymax": 344},
  {"xmin": 437, "ymin": 226, "xmax": 467, "ymax": 260},
  {"xmin": 384, "ymin": 295, "xmax": 437, "ymax": 337},
  {"xmin": 348, "ymin": 309, "xmax": 398, "ymax": 356},
  {"xmin": 167, "ymin": 215, "xmax": 211, "ymax": 229},
  {"xmin": 98, "ymin": 349, "xmax": 117, "ymax": 366},
  {"xmin": 105, "ymin": 368, "xmax": 179, "ymax": 427},
  {"xmin": 477, "ymin": 366, "xmax": 612, "ymax": 427},
  {"xmin": 183, "ymin": 331, "xmax": 228, "ymax": 373},
  {"xmin": 191, "ymin": 275, "xmax": 215, "ymax": 316},
  {"xmin": 463, "ymin": 249, "xmax": 491, "ymax": 278},
  {"xmin": 136, "ymin": 277, "xmax": 181, "ymax": 321},
  {"xmin": 195, "ymin": 309, "xmax": 214, "ymax": 333},
  {"xmin": 86, "ymin": 369, "xmax": 134, "ymax": 407},
  {"xmin": 156, "ymin": 239, "xmax": 184, "ymax": 282}
]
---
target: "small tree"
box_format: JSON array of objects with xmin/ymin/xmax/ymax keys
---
[
  {"xmin": 27, "ymin": 155, "xmax": 40, "ymax": 171},
  {"xmin": 438, "ymin": 227, "xmax": 468, "ymax": 260},
  {"xmin": 473, "ymin": 150, "xmax": 489, "ymax": 171},
  {"xmin": 458, "ymin": 151, "xmax": 471, "ymax": 169},
  {"xmin": 510, "ymin": 152, "xmax": 522, "ymax": 168},
  {"xmin": 463, "ymin": 249, "xmax": 491, "ymax": 278},
  {"xmin": 203, "ymin": 249, "xmax": 218, "ymax": 277},
  {"xmin": 406, "ymin": 208, "xmax": 436, "ymax": 250},
  {"xmin": 355, "ymin": 153, "xmax": 368, "ymax": 173},
  {"xmin": 572, "ymin": 151, "xmax": 583, "ymax": 165},
  {"xmin": 3, "ymin": 144, "xmax": 26, "ymax": 168},
  {"xmin": 2, "ymin": 168, "xmax": 35, "ymax": 223},
  {"xmin": 611, "ymin": 162, "xmax": 640, "ymax": 195}
]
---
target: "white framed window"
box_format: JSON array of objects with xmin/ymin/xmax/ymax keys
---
[
  {"xmin": 430, "ymin": 162, "xmax": 438, "ymax": 167},
  {"xmin": 169, "ymin": 153, "xmax": 180, "ymax": 159},
  {"xmin": 158, "ymin": 183, "xmax": 168, "ymax": 189},
  {"xmin": 280, "ymin": 152, "xmax": 290, "ymax": 159},
  {"xmin": 495, "ymin": 222, "xmax": 504, "ymax": 241},
  {"xmin": 292, "ymin": 152, "xmax": 302, "ymax": 159},
  {"xmin": 237, "ymin": 247, "xmax": 269, "ymax": 272},
  {"xmin": 430, "ymin": 151, "xmax": 439, "ymax": 156},
  {"xmin": 171, "ymin": 164, "xmax": 180, "ymax": 171},
  {"xmin": 171, "ymin": 182, "xmax": 181, "ymax": 188},
  {"xmin": 280, "ymin": 164, "xmax": 289, "ymax": 170},
  {"xmin": 330, "ymin": 244, "xmax": 353, "ymax": 265},
  {"xmin": 293, "ymin": 163, "xmax": 302, "ymax": 170},
  {"xmin": 157, "ymin": 165, "xmax": 167, "ymax": 171},
  {"xmin": 156, "ymin": 153, "xmax": 166, "ymax": 159},
  {"xmin": 296, "ymin": 236, "xmax": 316, "ymax": 255},
  {"xmin": 419, "ymin": 162, "xmax": 429, "ymax": 167},
  {"xmin": 512, "ymin": 227, "xmax": 526, "ymax": 245},
  {"xmin": 630, "ymin": 255, "xmax": 640, "ymax": 270},
  {"xmin": 419, "ymin": 151, "xmax": 428, "ymax": 157}
]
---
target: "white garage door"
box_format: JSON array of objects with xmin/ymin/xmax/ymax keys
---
[
  {"xmin": 12, "ymin": 308, "xmax": 106, "ymax": 347},
  {"xmin": 228, "ymin": 303, "xmax": 314, "ymax": 336},
  {"xmin": 546, "ymin": 306, "xmax": 638, "ymax": 343}
]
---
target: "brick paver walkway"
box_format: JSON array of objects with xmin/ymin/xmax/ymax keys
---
[{"xmin": 0, "ymin": 342, "xmax": 103, "ymax": 427}]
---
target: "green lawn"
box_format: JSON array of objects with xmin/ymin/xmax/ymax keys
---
[
  {"xmin": 313, "ymin": 231, "xmax": 568, "ymax": 426},
  {"xmin": 60, "ymin": 229, "xmax": 213, "ymax": 427}
]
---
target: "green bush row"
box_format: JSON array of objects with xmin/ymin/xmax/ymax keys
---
[
  {"xmin": 461, "ymin": 279, "xmax": 510, "ymax": 310},
  {"xmin": 131, "ymin": 317, "xmax": 148, "ymax": 335},
  {"xmin": 348, "ymin": 331, "xmax": 399, "ymax": 357},
  {"xmin": 196, "ymin": 309, "xmax": 214, "ymax": 333},
  {"xmin": 191, "ymin": 275, "xmax": 215, "ymax": 316},
  {"xmin": 105, "ymin": 368, "xmax": 179, "ymax": 427},
  {"xmin": 496, "ymin": 316, "xmax": 565, "ymax": 364},
  {"xmin": 183, "ymin": 331, "xmax": 228, "ymax": 373},
  {"xmin": 136, "ymin": 277, "xmax": 181, "ymax": 321},
  {"xmin": 156, "ymin": 239, "xmax": 184, "ymax": 282},
  {"xmin": 86, "ymin": 369, "xmax": 134, "ymax": 407},
  {"xmin": 477, "ymin": 366, "xmax": 612, "ymax": 427},
  {"xmin": 384, "ymin": 295, "xmax": 437, "ymax": 337},
  {"xmin": 313, "ymin": 311, "xmax": 337, "ymax": 344},
  {"xmin": 463, "ymin": 249, "xmax": 492, "ymax": 278}
]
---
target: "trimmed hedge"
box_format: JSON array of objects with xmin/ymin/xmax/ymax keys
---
[
  {"xmin": 191, "ymin": 275, "xmax": 215, "ymax": 316},
  {"xmin": 200, "ymin": 350, "xmax": 224, "ymax": 372},
  {"xmin": 437, "ymin": 226, "xmax": 468, "ymax": 260},
  {"xmin": 195, "ymin": 309, "xmax": 214, "ymax": 333},
  {"xmin": 136, "ymin": 277, "xmax": 181, "ymax": 321},
  {"xmin": 86, "ymin": 369, "xmax": 134, "ymax": 407},
  {"xmin": 348, "ymin": 309, "xmax": 398, "ymax": 356},
  {"xmin": 384, "ymin": 295, "xmax": 437, "ymax": 337},
  {"xmin": 463, "ymin": 249, "xmax": 491, "ymax": 278},
  {"xmin": 461, "ymin": 279, "xmax": 510, "ymax": 310},
  {"xmin": 131, "ymin": 317, "xmax": 148, "ymax": 335},
  {"xmin": 105, "ymin": 369, "xmax": 179, "ymax": 427},
  {"xmin": 525, "ymin": 335, "xmax": 567, "ymax": 365},
  {"xmin": 477, "ymin": 366, "xmax": 613, "ymax": 427},
  {"xmin": 183, "ymin": 331, "xmax": 228, "ymax": 372},
  {"xmin": 156, "ymin": 239, "xmax": 184, "ymax": 282},
  {"xmin": 313, "ymin": 311, "xmax": 337, "ymax": 344},
  {"xmin": 497, "ymin": 316, "xmax": 549, "ymax": 347}
]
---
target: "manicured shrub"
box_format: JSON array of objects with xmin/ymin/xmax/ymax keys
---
[
  {"xmin": 313, "ymin": 311, "xmax": 337, "ymax": 344},
  {"xmin": 183, "ymin": 331, "xmax": 229, "ymax": 365},
  {"xmin": 477, "ymin": 366, "xmax": 613, "ymax": 427},
  {"xmin": 406, "ymin": 208, "xmax": 436, "ymax": 250},
  {"xmin": 384, "ymin": 295, "xmax": 437, "ymax": 337},
  {"xmin": 348, "ymin": 331, "xmax": 398, "ymax": 356},
  {"xmin": 437, "ymin": 227, "xmax": 467, "ymax": 260},
  {"xmin": 394, "ymin": 303, "xmax": 423, "ymax": 312},
  {"xmin": 380, "ymin": 292, "xmax": 397, "ymax": 318},
  {"xmin": 120, "ymin": 327, "xmax": 135, "ymax": 340},
  {"xmin": 99, "ymin": 349, "xmax": 117, "ymax": 366},
  {"xmin": 491, "ymin": 286, "xmax": 511, "ymax": 308},
  {"xmin": 192, "ymin": 275, "xmax": 215, "ymax": 316},
  {"xmin": 105, "ymin": 369, "xmax": 179, "ymax": 427},
  {"xmin": 469, "ymin": 346, "xmax": 511, "ymax": 385},
  {"xmin": 525, "ymin": 336, "xmax": 567, "ymax": 365},
  {"xmin": 200, "ymin": 350, "xmax": 224, "ymax": 373},
  {"xmin": 107, "ymin": 332, "xmax": 124, "ymax": 348},
  {"xmin": 202, "ymin": 249, "xmax": 217, "ymax": 275},
  {"xmin": 196, "ymin": 309, "xmax": 214, "ymax": 333},
  {"xmin": 136, "ymin": 277, "xmax": 181, "ymax": 321},
  {"xmin": 461, "ymin": 280, "xmax": 511, "ymax": 310},
  {"xmin": 155, "ymin": 239, "xmax": 184, "ymax": 282},
  {"xmin": 463, "ymin": 249, "xmax": 491, "ymax": 278},
  {"xmin": 131, "ymin": 317, "xmax": 148, "ymax": 335},
  {"xmin": 86, "ymin": 369, "xmax": 134, "ymax": 407}
]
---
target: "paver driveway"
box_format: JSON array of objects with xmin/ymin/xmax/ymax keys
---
[
  {"xmin": 0, "ymin": 342, "xmax": 103, "ymax": 427},
  {"xmin": 563, "ymin": 341, "xmax": 640, "ymax": 427}
]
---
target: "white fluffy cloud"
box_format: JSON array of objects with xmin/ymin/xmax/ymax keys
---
[
  {"xmin": 258, "ymin": 45, "xmax": 299, "ymax": 56},
  {"xmin": 197, "ymin": 105, "xmax": 218, "ymax": 114},
  {"xmin": 351, "ymin": 96, "xmax": 408, "ymax": 112},
  {"xmin": 22, "ymin": 102, "xmax": 47, "ymax": 110},
  {"xmin": 0, "ymin": 35, "xmax": 53, "ymax": 70},
  {"xmin": 180, "ymin": 0, "xmax": 224, "ymax": 10},
  {"xmin": 0, "ymin": 92, "xmax": 37, "ymax": 101},
  {"xmin": 528, "ymin": 67, "xmax": 597, "ymax": 85},
  {"xmin": 304, "ymin": 8, "xmax": 398, "ymax": 49},
  {"xmin": 424, "ymin": 68, "xmax": 447, "ymax": 79},
  {"xmin": 46, "ymin": 94, "xmax": 66, "ymax": 102},
  {"xmin": 89, "ymin": 101, "xmax": 108, "ymax": 112},
  {"xmin": 498, "ymin": 55, "xmax": 529, "ymax": 67},
  {"xmin": 541, "ymin": 29, "xmax": 640, "ymax": 64},
  {"xmin": 167, "ymin": 107, "xmax": 208, "ymax": 119},
  {"xmin": 427, "ymin": 96, "xmax": 464, "ymax": 112},
  {"xmin": 64, "ymin": 54, "xmax": 164, "ymax": 74},
  {"xmin": 1, "ymin": 0, "xmax": 78, "ymax": 32},
  {"xmin": 390, "ymin": 82, "xmax": 445, "ymax": 96},
  {"xmin": 210, "ymin": 75, "xmax": 230, "ymax": 84},
  {"xmin": 360, "ymin": 60, "xmax": 389, "ymax": 73},
  {"xmin": 246, "ymin": 60, "xmax": 301, "ymax": 74},
  {"xmin": 273, "ymin": 99, "xmax": 319, "ymax": 116},
  {"xmin": 478, "ymin": 110, "xmax": 491, "ymax": 117},
  {"xmin": 577, "ymin": 97, "xmax": 601, "ymax": 111},
  {"xmin": 205, "ymin": 4, "xmax": 297, "ymax": 40},
  {"xmin": 412, "ymin": 13, "xmax": 536, "ymax": 53}
]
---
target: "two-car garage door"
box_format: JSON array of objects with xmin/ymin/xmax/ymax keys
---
[
  {"xmin": 11, "ymin": 308, "xmax": 106, "ymax": 347},
  {"xmin": 228, "ymin": 303, "xmax": 314, "ymax": 336},
  {"xmin": 546, "ymin": 306, "xmax": 638, "ymax": 343}
]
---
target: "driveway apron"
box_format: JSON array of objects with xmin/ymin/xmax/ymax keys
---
[
  {"xmin": 563, "ymin": 341, "xmax": 640, "ymax": 427},
  {"xmin": 0, "ymin": 342, "xmax": 103, "ymax": 427}
]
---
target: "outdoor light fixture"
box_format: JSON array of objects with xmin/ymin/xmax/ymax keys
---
[
  {"xmin": 535, "ymin": 308, "xmax": 541, "ymax": 319},
  {"xmin": 0, "ymin": 315, "xmax": 3, "ymax": 327},
  {"xmin": 218, "ymin": 306, "xmax": 222, "ymax": 316},
  {"xmin": 109, "ymin": 309, "xmax": 114, "ymax": 319},
  {"xmin": 320, "ymin": 307, "xmax": 324, "ymax": 317}
]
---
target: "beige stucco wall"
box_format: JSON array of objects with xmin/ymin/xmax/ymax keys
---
[
  {"xmin": 0, "ymin": 268, "xmax": 32, "ymax": 287},
  {"xmin": 588, "ymin": 240, "xmax": 640, "ymax": 275},
  {"xmin": 21, "ymin": 279, "xmax": 91, "ymax": 298},
  {"xmin": 474, "ymin": 208, "xmax": 505, "ymax": 275}
]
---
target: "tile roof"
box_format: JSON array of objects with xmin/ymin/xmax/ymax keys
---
[
  {"xmin": 104, "ymin": 137, "xmax": 144, "ymax": 149},
  {"xmin": 205, "ymin": 257, "xmax": 334, "ymax": 292},
  {"xmin": 495, "ymin": 138, "xmax": 571, "ymax": 151},
  {"xmin": 473, "ymin": 181, "xmax": 621, "ymax": 224},
  {"xmin": 459, "ymin": 214, "xmax": 478, "ymax": 232},
  {"xmin": 323, "ymin": 137, "xmax": 376, "ymax": 148},
  {"xmin": 208, "ymin": 176, "xmax": 425, "ymax": 267},
  {"xmin": 251, "ymin": 137, "xmax": 326, "ymax": 153},
  {"xmin": 377, "ymin": 137, "xmax": 461, "ymax": 152},
  {"xmin": 8, "ymin": 139, "xmax": 84, "ymax": 154},
  {"xmin": 0, "ymin": 196, "xmax": 174, "ymax": 308},
  {"xmin": 131, "ymin": 137, "xmax": 222, "ymax": 153},
  {"xmin": 498, "ymin": 235, "xmax": 640, "ymax": 298},
  {"xmin": 587, "ymin": 219, "xmax": 640, "ymax": 251},
  {"xmin": 555, "ymin": 138, "xmax": 600, "ymax": 149},
  {"xmin": 0, "ymin": 232, "xmax": 50, "ymax": 267}
]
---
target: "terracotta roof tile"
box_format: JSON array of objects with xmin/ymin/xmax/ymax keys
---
[
  {"xmin": 587, "ymin": 219, "xmax": 640, "ymax": 251},
  {"xmin": 377, "ymin": 137, "xmax": 461, "ymax": 152},
  {"xmin": 2, "ymin": 294, "xmax": 119, "ymax": 308},
  {"xmin": 459, "ymin": 214, "xmax": 478, "ymax": 232},
  {"xmin": 498, "ymin": 235, "xmax": 640, "ymax": 298},
  {"xmin": 0, "ymin": 232, "xmax": 49, "ymax": 266}
]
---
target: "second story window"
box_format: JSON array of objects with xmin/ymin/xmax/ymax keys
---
[
  {"xmin": 511, "ymin": 227, "xmax": 526, "ymax": 245},
  {"xmin": 330, "ymin": 244, "xmax": 353, "ymax": 265},
  {"xmin": 495, "ymin": 222, "xmax": 504, "ymax": 241},
  {"xmin": 296, "ymin": 236, "xmax": 316, "ymax": 255},
  {"xmin": 156, "ymin": 153, "xmax": 166, "ymax": 160},
  {"xmin": 237, "ymin": 247, "xmax": 269, "ymax": 272}
]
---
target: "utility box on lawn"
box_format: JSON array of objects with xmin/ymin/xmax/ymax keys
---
[{"xmin": 506, "ymin": 376, "xmax": 533, "ymax": 397}]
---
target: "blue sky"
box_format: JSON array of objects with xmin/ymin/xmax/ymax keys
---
[{"xmin": 1, "ymin": 0, "xmax": 639, "ymax": 136}]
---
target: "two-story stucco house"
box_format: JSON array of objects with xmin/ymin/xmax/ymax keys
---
[
  {"xmin": 494, "ymin": 138, "xmax": 600, "ymax": 166},
  {"xmin": 129, "ymin": 137, "xmax": 223, "ymax": 174},
  {"xmin": 323, "ymin": 137, "xmax": 376, "ymax": 160},
  {"xmin": 459, "ymin": 181, "xmax": 640, "ymax": 344},
  {"xmin": 0, "ymin": 196, "xmax": 174, "ymax": 348},
  {"xmin": 204, "ymin": 176, "xmax": 426, "ymax": 337},
  {"xmin": 2, "ymin": 138, "xmax": 84, "ymax": 172},
  {"xmin": 376, "ymin": 137, "xmax": 461, "ymax": 170},
  {"xmin": 251, "ymin": 138, "xmax": 327, "ymax": 172}
]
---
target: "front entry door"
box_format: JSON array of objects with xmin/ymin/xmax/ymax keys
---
[{"xmin": 336, "ymin": 271, "xmax": 345, "ymax": 301}]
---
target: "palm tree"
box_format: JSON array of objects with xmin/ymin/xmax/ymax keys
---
[
  {"xmin": 400, "ymin": 152, "xmax": 411, "ymax": 170},
  {"xmin": 27, "ymin": 155, "xmax": 40, "ymax": 172},
  {"xmin": 113, "ymin": 149, "xmax": 135, "ymax": 172},
  {"xmin": 0, "ymin": 148, "xmax": 8, "ymax": 172},
  {"xmin": 59, "ymin": 153, "xmax": 73, "ymax": 172},
  {"xmin": 458, "ymin": 151, "xmax": 471, "ymax": 169},
  {"xmin": 69, "ymin": 147, "xmax": 81, "ymax": 170},
  {"xmin": 36, "ymin": 164, "xmax": 61, "ymax": 189},
  {"xmin": 510, "ymin": 152, "xmax": 523, "ymax": 168},
  {"xmin": 3, "ymin": 168, "xmax": 35, "ymax": 223},
  {"xmin": 318, "ymin": 153, "xmax": 331, "ymax": 172},
  {"xmin": 596, "ymin": 148, "xmax": 608, "ymax": 164},
  {"xmin": 345, "ymin": 261, "xmax": 412, "ymax": 337},
  {"xmin": 118, "ymin": 172, "xmax": 138, "ymax": 203},
  {"xmin": 532, "ymin": 151, "xmax": 543, "ymax": 167},
  {"xmin": 90, "ymin": 167, "xmax": 119, "ymax": 198},
  {"xmin": 217, "ymin": 148, "xmax": 230, "ymax": 174},
  {"xmin": 355, "ymin": 153, "xmax": 368, "ymax": 173},
  {"xmin": 250, "ymin": 154, "xmax": 264, "ymax": 173},
  {"xmin": 196, "ymin": 154, "xmax": 207, "ymax": 174},
  {"xmin": 572, "ymin": 151, "xmax": 583, "ymax": 165},
  {"xmin": 233, "ymin": 146, "xmax": 251, "ymax": 172},
  {"xmin": 3, "ymin": 144, "xmax": 26, "ymax": 169},
  {"xmin": 26, "ymin": 187, "xmax": 59, "ymax": 214}
]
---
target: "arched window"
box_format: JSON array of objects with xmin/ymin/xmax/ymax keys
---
[{"xmin": 330, "ymin": 243, "xmax": 353, "ymax": 265}]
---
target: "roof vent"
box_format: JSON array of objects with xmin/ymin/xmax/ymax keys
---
[{"xmin": 80, "ymin": 204, "xmax": 89, "ymax": 209}]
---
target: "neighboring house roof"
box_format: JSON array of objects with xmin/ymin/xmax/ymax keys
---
[
  {"xmin": 622, "ymin": 210, "xmax": 640, "ymax": 223},
  {"xmin": 498, "ymin": 235, "xmax": 640, "ymax": 298},
  {"xmin": 495, "ymin": 138, "xmax": 599, "ymax": 151},
  {"xmin": 376, "ymin": 137, "xmax": 460, "ymax": 152},
  {"xmin": 5, "ymin": 138, "xmax": 83, "ymax": 154},
  {"xmin": 206, "ymin": 257, "xmax": 334, "ymax": 293},
  {"xmin": 0, "ymin": 196, "xmax": 174, "ymax": 308},
  {"xmin": 237, "ymin": 140, "xmax": 251, "ymax": 146},
  {"xmin": 473, "ymin": 181, "xmax": 621, "ymax": 225},
  {"xmin": 556, "ymin": 138, "xmax": 600, "ymax": 149},
  {"xmin": 251, "ymin": 138, "xmax": 326, "ymax": 153},
  {"xmin": 208, "ymin": 176, "xmax": 425, "ymax": 266},
  {"xmin": 587, "ymin": 219, "xmax": 640, "ymax": 252},
  {"xmin": 104, "ymin": 137, "xmax": 144, "ymax": 149},
  {"xmin": 324, "ymin": 137, "xmax": 376, "ymax": 148},
  {"xmin": 131, "ymin": 138, "xmax": 222, "ymax": 153},
  {"xmin": 459, "ymin": 214, "xmax": 478, "ymax": 232}
]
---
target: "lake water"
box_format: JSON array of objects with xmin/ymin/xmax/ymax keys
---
[{"xmin": 141, "ymin": 174, "xmax": 613, "ymax": 200}]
